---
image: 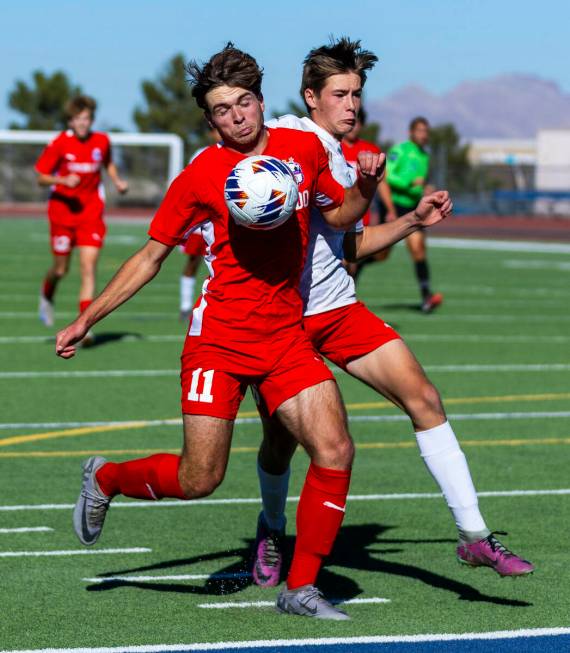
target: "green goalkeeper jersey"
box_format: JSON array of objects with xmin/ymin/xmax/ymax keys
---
[{"xmin": 386, "ymin": 140, "xmax": 430, "ymax": 208}]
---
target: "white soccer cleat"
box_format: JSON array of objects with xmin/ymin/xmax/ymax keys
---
[
  {"xmin": 39, "ymin": 295, "xmax": 54, "ymax": 327},
  {"xmin": 79, "ymin": 329, "xmax": 95, "ymax": 348}
]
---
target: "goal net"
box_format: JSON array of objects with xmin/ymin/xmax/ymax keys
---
[{"xmin": 0, "ymin": 130, "xmax": 184, "ymax": 209}]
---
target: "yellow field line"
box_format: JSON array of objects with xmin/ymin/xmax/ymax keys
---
[
  {"xmin": 1, "ymin": 436, "xmax": 569, "ymax": 459},
  {"xmin": 1, "ymin": 392, "xmax": 568, "ymax": 449}
]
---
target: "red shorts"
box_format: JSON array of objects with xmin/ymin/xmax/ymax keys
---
[
  {"xmin": 180, "ymin": 331, "xmax": 333, "ymax": 420},
  {"xmin": 303, "ymin": 301, "xmax": 401, "ymax": 370},
  {"xmin": 182, "ymin": 233, "xmax": 206, "ymax": 257},
  {"xmin": 49, "ymin": 219, "xmax": 106, "ymax": 255}
]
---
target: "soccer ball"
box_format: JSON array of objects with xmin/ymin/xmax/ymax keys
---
[{"xmin": 224, "ymin": 155, "xmax": 299, "ymax": 230}]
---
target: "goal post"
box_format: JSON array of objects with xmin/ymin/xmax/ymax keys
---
[{"xmin": 0, "ymin": 129, "xmax": 184, "ymax": 208}]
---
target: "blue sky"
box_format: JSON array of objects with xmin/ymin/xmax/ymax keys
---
[{"xmin": 2, "ymin": 0, "xmax": 569, "ymax": 130}]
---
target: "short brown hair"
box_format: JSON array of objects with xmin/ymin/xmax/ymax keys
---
[
  {"xmin": 301, "ymin": 37, "xmax": 378, "ymax": 111},
  {"xmin": 65, "ymin": 95, "xmax": 97, "ymax": 119},
  {"xmin": 410, "ymin": 116, "xmax": 430, "ymax": 131},
  {"xmin": 186, "ymin": 43, "xmax": 264, "ymax": 111}
]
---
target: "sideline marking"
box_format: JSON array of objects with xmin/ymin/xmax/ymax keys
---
[
  {"xmin": 0, "ymin": 527, "xmax": 53, "ymax": 534},
  {"xmin": 2, "ymin": 363, "xmax": 569, "ymax": 380},
  {"xmin": 2, "ymin": 392, "xmax": 568, "ymax": 448},
  {"xmin": 1, "ymin": 627, "xmax": 570, "ymax": 653},
  {"xmin": 430, "ymin": 237, "xmax": 570, "ymax": 254},
  {"xmin": 83, "ymin": 572, "xmax": 251, "ymax": 583},
  {"xmin": 1, "ymin": 488, "xmax": 568, "ymax": 512},
  {"xmin": 0, "ymin": 547, "xmax": 151, "ymax": 558},
  {"xmin": 197, "ymin": 597, "xmax": 391, "ymax": 610},
  {"xmin": 2, "ymin": 409, "xmax": 569, "ymax": 432},
  {"xmin": 1, "ymin": 435, "xmax": 570, "ymax": 460},
  {"xmin": 1, "ymin": 332, "xmax": 569, "ymax": 346}
]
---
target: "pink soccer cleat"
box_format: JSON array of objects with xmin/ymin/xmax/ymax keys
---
[
  {"xmin": 457, "ymin": 531, "xmax": 534, "ymax": 577},
  {"xmin": 252, "ymin": 512, "xmax": 284, "ymax": 588}
]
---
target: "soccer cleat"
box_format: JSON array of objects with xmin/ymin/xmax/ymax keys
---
[
  {"xmin": 73, "ymin": 456, "xmax": 111, "ymax": 546},
  {"xmin": 79, "ymin": 329, "xmax": 95, "ymax": 348},
  {"xmin": 457, "ymin": 531, "xmax": 534, "ymax": 577},
  {"xmin": 276, "ymin": 584, "xmax": 350, "ymax": 620},
  {"xmin": 252, "ymin": 512, "xmax": 284, "ymax": 587},
  {"xmin": 179, "ymin": 309, "xmax": 192, "ymax": 322},
  {"xmin": 421, "ymin": 292, "xmax": 444, "ymax": 313},
  {"xmin": 39, "ymin": 294, "xmax": 54, "ymax": 327}
]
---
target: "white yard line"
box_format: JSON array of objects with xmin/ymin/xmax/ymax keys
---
[
  {"xmin": 197, "ymin": 597, "xmax": 391, "ymax": 609},
  {"xmin": 1, "ymin": 627, "xmax": 570, "ymax": 653},
  {"xmin": 2, "ymin": 333, "xmax": 570, "ymax": 345},
  {"xmin": 0, "ymin": 547, "xmax": 151, "ymax": 558},
  {"xmin": 0, "ymin": 527, "xmax": 53, "ymax": 534},
  {"xmin": 2, "ymin": 363, "xmax": 569, "ymax": 380},
  {"xmin": 1, "ymin": 488, "xmax": 569, "ymax": 512},
  {"xmin": 1, "ymin": 410, "xmax": 569, "ymax": 431},
  {"xmin": 83, "ymin": 572, "xmax": 251, "ymax": 583},
  {"xmin": 430, "ymin": 237, "xmax": 570, "ymax": 254}
]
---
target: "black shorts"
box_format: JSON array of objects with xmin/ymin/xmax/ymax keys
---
[{"xmin": 378, "ymin": 201, "xmax": 416, "ymax": 224}]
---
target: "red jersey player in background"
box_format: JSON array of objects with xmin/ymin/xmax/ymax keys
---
[
  {"xmin": 35, "ymin": 95, "xmax": 128, "ymax": 336},
  {"xmin": 179, "ymin": 127, "xmax": 220, "ymax": 321},
  {"xmin": 342, "ymin": 108, "xmax": 394, "ymax": 278},
  {"xmin": 55, "ymin": 44, "xmax": 386, "ymax": 620}
]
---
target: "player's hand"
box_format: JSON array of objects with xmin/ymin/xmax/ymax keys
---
[
  {"xmin": 115, "ymin": 179, "xmax": 129, "ymax": 194},
  {"xmin": 412, "ymin": 177, "xmax": 425, "ymax": 187},
  {"xmin": 63, "ymin": 174, "xmax": 81, "ymax": 188},
  {"xmin": 55, "ymin": 320, "xmax": 88, "ymax": 359},
  {"xmin": 413, "ymin": 190, "xmax": 453, "ymax": 227},
  {"xmin": 357, "ymin": 151, "xmax": 386, "ymax": 184},
  {"xmin": 385, "ymin": 209, "xmax": 398, "ymax": 222}
]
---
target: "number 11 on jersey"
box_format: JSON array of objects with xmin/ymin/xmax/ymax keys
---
[{"xmin": 187, "ymin": 368, "xmax": 215, "ymax": 403}]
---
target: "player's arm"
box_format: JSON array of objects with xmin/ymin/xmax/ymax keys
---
[
  {"xmin": 322, "ymin": 150, "xmax": 387, "ymax": 229},
  {"xmin": 105, "ymin": 161, "xmax": 129, "ymax": 194},
  {"xmin": 344, "ymin": 190, "xmax": 453, "ymax": 261},
  {"xmin": 378, "ymin": 179, "xmax": 397, "ymax": 220},
  {"xmin": 56, "ymin": 239, "xmax": 173, "ymax": 358},
  {"xmin": 35, "ymin": 137, "xmax": 80, "ymax": 189},
  {"xmin": 36, "ymin": 172, "xmax": 80, "ymax": 188}
]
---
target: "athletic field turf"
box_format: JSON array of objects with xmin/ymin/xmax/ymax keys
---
[{"xmin": 1, "ymin": 217, "xmax": 569, "ymax": 652}]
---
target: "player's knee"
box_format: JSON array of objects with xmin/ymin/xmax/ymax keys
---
[
  {"xmin": 314, "ymin": 434, "xmax": 354, "ymax": 469},
  {"xmin": 53, "ymin": 266, "xmax": 68, "ymax": 280},
  {"xmin": 178, "ymin": 468, "xmax": 225, "ymax": 499},
  {"xmin": 417, "ymin": 382, "xmax": 445, "ymax": 419}
]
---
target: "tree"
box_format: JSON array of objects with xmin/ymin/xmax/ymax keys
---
[
  {"xmin": 133, "ymin": 53, "xmax": 207, "ymax": 159},
  {"xmin": 428, "ymin": 123, "xmax": 472, "ymax": 191},
  {"xmin": 8, "ymin": 70, "xmax": 83, "ymax": 130}
]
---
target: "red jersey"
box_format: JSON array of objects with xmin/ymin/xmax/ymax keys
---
[
  {"xmin": 341, "ymin": 138, "xmax": 381, "ymax": 225},
  {"xmin": 35, "ymin": 130, "xmax": 111, "ymax": 204},
  {"xmin": 149, "ymin": 127, "xmax": 345, "ymax": 345}
]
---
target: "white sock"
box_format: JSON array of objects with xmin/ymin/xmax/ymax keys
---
[
  {"xmin": 180, "ymin": 275, "xmax": 196, "ymax": 312},
  {"xmin": 416, "ymin": 421, "xmax": 489, "ymax": 542},
  {"xmin": 257, "ymin": 461, "xmax": 290, "ymax": 532}
]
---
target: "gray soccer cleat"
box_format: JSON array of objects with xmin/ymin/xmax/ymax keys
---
[
  {"xmin": 276, "ymin": 584, "xmax": 350, "ymax": 620},
  {"xmin": 73, "ymin": 456, "xmax": 111, "ymax": 546}
]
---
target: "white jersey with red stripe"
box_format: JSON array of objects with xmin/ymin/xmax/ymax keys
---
[{"xmin": 266, "ymin": 115, "xmax": 362, "ymax": 316}]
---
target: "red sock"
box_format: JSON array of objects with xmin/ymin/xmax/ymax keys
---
[
  {"xmin": 95, "ymin": 454, "xmax": 186, "ymax": 500},
  {"xmin": 42, "ymin": 278, "xmax": 56, "ymax": 301},
  {"xmin": 79, "ymin": 299, "xmax": 92, "ymax": 313},
  {"xmin": 287, "ymin": 463, "xmax": 351, "ymax": 589}
]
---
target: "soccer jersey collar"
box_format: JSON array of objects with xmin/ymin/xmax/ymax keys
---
[{"xmin": 299, "ymin": 117, "xmax": 343, "ymax": 157}]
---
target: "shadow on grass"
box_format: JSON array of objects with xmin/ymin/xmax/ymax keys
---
[
  {"xmin": 86, "ymin": 524, "xmax": 531, "ymax": 606},
  {"xmin": 81, "ymin": 332, "xmax": 143, "ymax": 349}
]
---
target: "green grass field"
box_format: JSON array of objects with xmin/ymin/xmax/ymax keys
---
[{"xmin": 0, "ymin": 217, "xmax": 569, "ymax": 651}]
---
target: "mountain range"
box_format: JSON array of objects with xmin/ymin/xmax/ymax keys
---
[{"xmin": 367, "ymin": 74, "xmax": 570, "ymax": 141}]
